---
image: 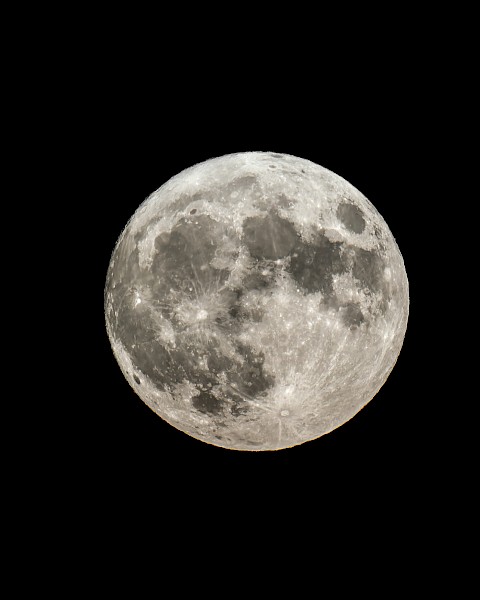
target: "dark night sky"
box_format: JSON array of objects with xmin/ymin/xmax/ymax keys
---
[
  {"xmin": 13, "ymin": 10, "xmax": 470, "ymax": 591},
  {"xmin": 88, "ymin": 90, "xmax": 425, "ymax": 495},
  {"xmin": 41, "ymin": 45, "xmax": 449, "ymax": 564}
]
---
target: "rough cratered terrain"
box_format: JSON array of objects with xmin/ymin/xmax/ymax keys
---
[{"xmin": 105, "ymin": 152, "xmax": 409, "ymax": 450}]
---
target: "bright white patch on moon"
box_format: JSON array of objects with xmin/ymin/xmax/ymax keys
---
[{"xmin": 104, "ymin": 152, "xmax": 409, "ymax": 451}]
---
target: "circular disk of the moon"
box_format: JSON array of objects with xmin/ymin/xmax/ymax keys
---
[{"xmin": 104, "ymin": 152, "xmax": 409, "ymax": 451}]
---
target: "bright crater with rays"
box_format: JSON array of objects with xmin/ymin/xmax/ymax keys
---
[{"xmin": 105, "ymin": 152, "xmax": 409, "ymax": 450}]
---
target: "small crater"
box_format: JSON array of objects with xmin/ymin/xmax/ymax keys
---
[
  {"xmin": 268, "ymin": 164, "xmax": 277, "ymax": 169},
  {"xmin": 189, "ymin": 208, "xmax": 197, "ymax": 215},
  {"xmin": 133, "ymin": 374, "xmax": 141, "ymax": 385},
  {"xmin": 169, "ymin": 193, "xmax": 204, "ymax": 214},
  {"xmin": 269, "ymin": 153, "xmax": 283, "ymax": 158}
]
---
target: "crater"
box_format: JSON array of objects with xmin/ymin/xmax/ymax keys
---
[
  {"xmin": 169, "ymin": 192, "xmax": 206, "ymax": 214},
  {"xmin": 133, "ymin": 374, "xmax": 141, "ymax": 384},
  {"xmin": 336, "ymin": 202, "xmax": 365, "ymax": 234},
  {"xmin": 243, "ymin": 211, "xmax": 298, "ymax": 260}
]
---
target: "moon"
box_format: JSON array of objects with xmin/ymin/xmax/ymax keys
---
[{"xmin": 104, "ymin": 152, "xmax": 409, "ymax": 451}]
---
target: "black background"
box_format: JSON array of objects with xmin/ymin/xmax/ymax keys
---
[
  {"xmin": 73, "ymin": 100, "xmax": 442, "ymax": 579},
  {"xmin": 87, "ymin": 92, "xmax": 425, "ymax": 505},
  {"xmin": 29, "ymin": 19, "xmax": 461, "ymax": 585}
]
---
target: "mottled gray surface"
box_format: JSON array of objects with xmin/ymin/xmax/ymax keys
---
[{"xmin": 105, "ymin": 152, "xmax": 409, "ymax": 450}]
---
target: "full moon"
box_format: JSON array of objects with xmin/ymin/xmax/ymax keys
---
[{"xmin": 104, "ymin": 152, "xmax": 408, "ymax": 450}]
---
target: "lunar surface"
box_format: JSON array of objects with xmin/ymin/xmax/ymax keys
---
[{"xmin": 105, "ymin": 152, "xmax": 409, "ymax": 450}]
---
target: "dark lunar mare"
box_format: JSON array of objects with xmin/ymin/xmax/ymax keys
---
[
  {"xmin": 109, "ymin": 199, "xmax": 390, "ymax": 426},
  {"xmin": 111, "ymin": 211, "xmax": 276, "ymax": 420},
  {"xmin": 336, "ymin": 201, "xmax": 366, "ymax": 234},
  {"xmin": 288, "ymin": 232, "xmax": 346, "ymax": 298},
  {"xmin": 286, "ymin": 228, "xmax": 390, "ymax": 322},
  {"xmin": 144, "ymin": 338, "xmax": 272, "ymax": 419},
  {"xmin": 152, "ymin": 214, "xmax": 230, "ymax": 297},
  {"xmin": 340, "ymin": 303, "xmax": 365, "ymax": 328},
  {"xmin": 238, "ymin": 209, "xmax": 391, "ymax": 328},
  {"xmin": 351, "ymin": 247, "xmax": 386, "ymax": 295},
  {"xmin": 242, "ymin": 211, "xmax": 298, "ymax": 260}
]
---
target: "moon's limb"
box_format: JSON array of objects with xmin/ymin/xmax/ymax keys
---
[{"xmin": 105, "ymin": 152, "xmax": 409, "ymax": 450}]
